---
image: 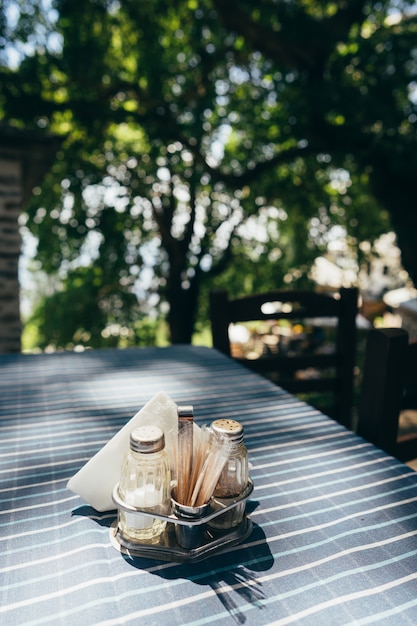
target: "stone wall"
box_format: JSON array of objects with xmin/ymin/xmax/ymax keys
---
[
  {"xmin": 0, "ymin": 159, "xmax": 22, "ymax": 352},
  {"xmin": 0, "ymin": 126, "xmax": 61, "ymax": 352}
]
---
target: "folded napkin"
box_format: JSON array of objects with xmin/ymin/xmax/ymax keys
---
[{"xmin": 67, "ymin": 391, "xmax": 178, "ymax": 512}]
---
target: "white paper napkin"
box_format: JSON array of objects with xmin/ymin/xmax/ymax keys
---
[{"xmin": 67, "ymin": 391, "xmax": 178, "ymax": 512}]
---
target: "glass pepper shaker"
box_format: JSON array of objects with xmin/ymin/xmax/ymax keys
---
[
  {"xmin": 117, "ymin": 425, "xmax": 170, "ymax": 544},
  {"xmin": 208, "ymin": 418, "xmax": 248, "ymax": 531}
]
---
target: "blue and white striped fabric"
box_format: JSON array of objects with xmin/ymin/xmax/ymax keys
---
[{"xmin": 1, "ymin": 345, "xmax": 417, "ymax": 625}]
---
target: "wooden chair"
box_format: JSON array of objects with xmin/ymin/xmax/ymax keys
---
[
  {"xmin": 357, "ymin": 327, "xmax": 417, "ymax": 462},
  {"xmin": 210, "ymin": 287, "xmax": 358, "ymax": 428}
]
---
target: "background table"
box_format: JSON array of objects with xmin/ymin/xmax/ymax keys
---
[{"xmin": 2, "ymin": 345, "xmax": 417, "ymax": 625}]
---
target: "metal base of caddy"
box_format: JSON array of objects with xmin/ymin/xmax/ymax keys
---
[
  {"xmin": 109, "ymin": 479, "xmax": 254, "ymax": 563},
  {"xmin": 110, "ymin": 516, "xmax": 253, "ymax": 563}
]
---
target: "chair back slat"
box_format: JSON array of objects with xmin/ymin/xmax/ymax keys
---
[{"xmin": 227, "ymin": 290, "xmax": 341, "ymax": 321}]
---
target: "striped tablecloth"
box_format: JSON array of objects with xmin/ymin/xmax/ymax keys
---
[{"xmin": 1, "ymin": 345, "xmax": 417, "ymax": 625}]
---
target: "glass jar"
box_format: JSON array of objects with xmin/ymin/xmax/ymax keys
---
[
  {"xmin": 208, "ymin": 418, "xmax": 248, "ymax": 531},
  {"xmin": 117, "ymin": 425, "xmax": 170, "ymax": 544}
]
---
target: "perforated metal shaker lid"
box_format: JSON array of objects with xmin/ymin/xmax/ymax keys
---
[
  {"xmin": 211, "ymin": 419, "xmax": 244, "ymax": 444},
  {"xmin": 129, "ymin": 425, "xmax": 165, "ymax": 453}
]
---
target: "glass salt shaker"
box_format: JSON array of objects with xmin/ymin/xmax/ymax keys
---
[
  {"xmin": 208, "ymin": 418, "xmax": 248, "ymax": 531},
  {"xmin": 117, "ymin": 425, "xmax": 170, "ymax": 544}
]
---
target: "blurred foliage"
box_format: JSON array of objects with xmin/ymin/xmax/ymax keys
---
[{"xmin": 1, "ymin": 1, "xmax": 416, "ymax": 349}]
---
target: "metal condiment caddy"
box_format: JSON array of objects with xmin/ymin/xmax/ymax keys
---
[
  {"xmin": 110, "ymin": 478, "xmax": 254, "ymax": 563},
  {"xmin": 109, "ymin": 409, "xmax": 254, "ymax": 563}
]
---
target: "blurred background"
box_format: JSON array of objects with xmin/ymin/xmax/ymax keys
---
[{"xmin": 1, "ymin": 0, "xmax": 417, "ymax": 365}]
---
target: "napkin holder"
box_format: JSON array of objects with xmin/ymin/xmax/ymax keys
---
[{"xmin": 110, "ymin": 478, "xmax": 254, "ymax": 563}]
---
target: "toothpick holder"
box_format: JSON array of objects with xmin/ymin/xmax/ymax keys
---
[{"xmin": 170, "ymin": 498, "xmax": 210, "ymax": 549}]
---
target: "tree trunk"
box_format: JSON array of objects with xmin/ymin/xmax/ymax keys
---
[
  {"xmin": 166, "ymin": 271, "xmax": 201, "ymax": 344},
  {"xmin": 369, "ymin": 147, "xmax": 417, "ymax": 287}
]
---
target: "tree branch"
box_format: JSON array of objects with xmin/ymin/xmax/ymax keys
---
[{"xmin": 211, "ymin": 0, "xmax": 368, "ymax": 71}]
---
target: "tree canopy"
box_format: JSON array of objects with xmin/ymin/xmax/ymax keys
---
[{"xmin": 1, "ymin": 0, "xmax": 416, "ymax": 349}]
